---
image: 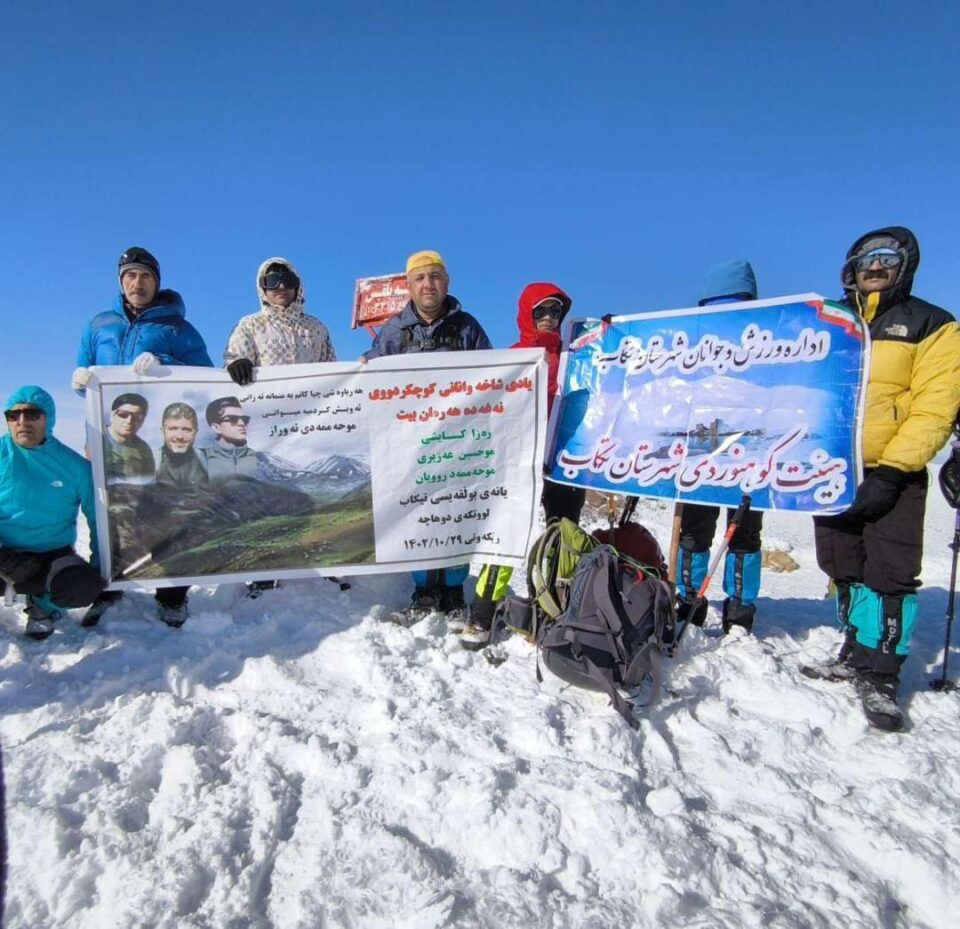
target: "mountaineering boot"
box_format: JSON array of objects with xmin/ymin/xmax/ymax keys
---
[
  {"xmin": 24, "ymin": 596, "xmax": 60, "ymax": 640},
  {"xmin": 389, "ymin": 587, "xmax": 442, "ymax": 627},
  {"xmin": 158, "ymin": 602, "xmax": 188, "ymax": 628},
  {"xmin": 856, "ymin": 672, "xmax": 904, "ymax": 732},
  {"xmin": 459, "ymin": 598, "xmax": 495, "ymax": 651},
  {"xmin": 246, "ymin": 580, "xmax": 279, "ymax": 600},
  {"xmin": 721, "ymin": 597, "xmax": 756, "ymax": 634},
  {"xmin": 677, "ymin": 593, "xmax": 708, "ymax": 628},
  {"xmin": 800, "ymin": 628, "xmax": 857, "ymax": 682},
  {"xmin": 81, "ymin": 590, "xmax": 123, "ymax": 627},
  {"xmin": 441, "ymin": 585, "xmax": 468, "ymax": 633}
]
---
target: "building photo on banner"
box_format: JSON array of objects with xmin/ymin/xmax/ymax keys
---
[
  {"xmin": 85, "ymin": 350, "xmax": 547, "ymax": 590},
  {"xmin": 547, "ymin": 294, "xmax": 868, "ymax": 514}
]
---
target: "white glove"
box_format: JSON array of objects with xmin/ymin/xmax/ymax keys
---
[
  {"xmin": 133, "ymin": 352, "xmax": 160, "ymax": 376},
  {"xmin": 71, "ymin": 367, "xmax": 92, "ymax": 391}
]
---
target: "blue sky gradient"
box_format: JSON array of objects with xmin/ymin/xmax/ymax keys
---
[{"xmin": 1, "ymin": 0, "xmax": 957, "ymax": 449}]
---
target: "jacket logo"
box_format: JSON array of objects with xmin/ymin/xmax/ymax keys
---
[
  {"xmin": 884, "ymin": 324, "xmax": 909, "ymax": 338},
  {"xmin": 50, "ymin": 480, "xmax": 64, "ymax": 488}
]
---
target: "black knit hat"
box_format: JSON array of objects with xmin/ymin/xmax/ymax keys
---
[{"xmin": 118, "ymin": 246, "xmax": 161, "ymax": 286}]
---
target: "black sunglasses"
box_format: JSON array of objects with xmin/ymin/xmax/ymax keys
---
[
  {"xmin": 5, "ymin": 408, "xmax": 43, "ymax": 422},
  {"xmin": 263, "ymin": 270, "xmax": 299, "ymax": 291},
  {"xmin": 533, "ymin": 304, "xmax": 564, "ymax": 321},
  {"xmin": 219, "ymin": 414, "xmax": 251, "ymax": 425},
  {"xmin": 114, "ymin": 409, "xmax": 145, "ymax": 421}
]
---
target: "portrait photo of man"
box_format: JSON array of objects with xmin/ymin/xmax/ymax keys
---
[
  {"xmin": 104, "ymin": 392, "xmax": 155, "ymax": 483},
  {"xmin": 201, "ymin": 396, "xmax": 260, "ymax": 481}
]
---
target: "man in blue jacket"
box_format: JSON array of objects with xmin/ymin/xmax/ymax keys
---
[
  {"xmin": 364, "ymin": 250, "xmax": 493, "ymax": 626},
  {"xmin": 0, "ymin": 386, "xmax": 105, "ymax": 639},
  {"xmin": 72, "ymin": 247, "xmax": 213, "ymax": 385},
  {"xmin": 675, "ymin": 260, "xmax": 765, "ymax": 634},
  {"xmin": 72, "ymin": 247, "xmax": 214, "ymax": 626}
]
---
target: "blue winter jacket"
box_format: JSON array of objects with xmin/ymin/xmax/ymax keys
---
[
  {"xmin": 698, "ymin": 260, "xmax": 758, "ymax": 306},
  {"xmin": 363, "ymin": 297, "xmax": 492, "ymax": 358},
  {"xmin": 76, "ymin": 290, "xmax": 213, "ymax": 369},
  {"xmin": 0, "ymin": 386, "xmax": 99, "ymax": 566}
]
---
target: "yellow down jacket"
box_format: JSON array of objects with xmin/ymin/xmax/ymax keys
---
[{"xmin": 842, "ymin": 226, "xmax": 960, "ymax": 471}]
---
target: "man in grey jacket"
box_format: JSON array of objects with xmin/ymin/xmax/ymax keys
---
[{"xmin": 201, "ymin": 397, "xmax": 259, "ymax": 481}]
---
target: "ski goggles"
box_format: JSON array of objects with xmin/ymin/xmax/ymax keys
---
[
  {"xmin": 852, "ymin": 247, "xmax": 903, "ymax": 272},
  {"xmin": 533, "ymin": 302, "xmax": 564, "ymax": 321},
  {"xmin": 262, "ymin": 270, "xmax": 299, "ymax": 290},
  {"xmin": 4, "ymin": 408, "xmax": 43, "ymax": 422},
  {"xmin": 218, "ymin": 414, "xmax": 251, "ymax": 425}
]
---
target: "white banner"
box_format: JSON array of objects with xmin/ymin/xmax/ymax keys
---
[{"xmin": 86, "ymin": 350, "xmax": 547, "ymax": 589}]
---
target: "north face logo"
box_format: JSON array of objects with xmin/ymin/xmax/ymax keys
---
[{"xmin": 884, "ymin": 324, "xmax": 909, "ymax": 338}]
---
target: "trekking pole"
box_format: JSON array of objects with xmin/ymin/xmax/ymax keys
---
[
  {"xmin": 930, "ymin": 505, "xmax": 960, "ymax": 692},
  {"xmin": 619, "ymin": 495, "xmax": 639, "ymax": 528},
  {"xmin": 675, "ymin": 494, "xmax": 752, "ymax": 644},
  {"xmin": 606, "ymin": 494, "xmax": 619, "ymax": 550}
]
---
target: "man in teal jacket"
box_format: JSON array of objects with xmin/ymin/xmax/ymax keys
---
[{"xmin": 0, "ymin": 386, "xmax": 104, "ymax": 639}]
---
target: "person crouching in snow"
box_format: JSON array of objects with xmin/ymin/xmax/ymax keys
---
[
  {"xmin": 460, "ymin": 283, "xmax": 586, "ymax": 649},
  {"xmin": 223, "ymin": 257, "xmax": 338, "ymax": 598},
  {"xmin": 0, "ymin": 386, "xmax": 105, "ymax": 639},
  {"xmin": 804, "ymin": 226, "xmax": 960, "ymax": 731},
  {"xmin": 675, "ymin": 260, "xmax": 765, "ymax": 635}
]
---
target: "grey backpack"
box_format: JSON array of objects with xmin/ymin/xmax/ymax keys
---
[{"xmin": 537, "ymin": 544, "xmax": 676, "ymax": 729}]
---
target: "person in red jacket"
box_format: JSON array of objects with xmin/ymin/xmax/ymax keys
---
[{"xmin": 460, "ymin": 283, "xmax": 585, "ymax": 649}]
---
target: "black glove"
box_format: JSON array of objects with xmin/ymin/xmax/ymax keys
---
[
  {"xmin": 227, "ymin": 358, "xmax": 254, "ymax": 386},
  {"xmin": 0, "ymin": 545, "xmax": 48, "ymax": 591},
  {"xmin": 939, "ymin": 448, "xmax": 960, "ymax": 509},
  {"xmin": 845, "ymin": 465, "xmax": 909, "ymax": 520}
]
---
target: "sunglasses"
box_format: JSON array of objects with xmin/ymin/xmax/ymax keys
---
[
  {"xmin": 5, "ymin": 408, "xmax": 43, "ymax": 422},
  {"xmin": 219, "ymin": 415, "xmax": 251, "ymax": 425},
  {"xmin": 853, "ymin": 248, "xmax": 903, "ymax": 272},
  {"xmin": 533, "ymin": 304, "xmax": 563, "ymax": 321},
  {"xmin": 114, "ymin": 409, "xmax": 145, "ymax": 421},
  {"xmin": 263, "ymin": 271, "xmax": 299, "ymax": 291}
]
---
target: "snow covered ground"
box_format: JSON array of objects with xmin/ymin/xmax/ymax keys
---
[{"xmin": 2, "ymin": 480, "xmax": 958, "ymax": 928}]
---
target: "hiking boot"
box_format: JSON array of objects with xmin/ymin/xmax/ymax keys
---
[
  {"xmin": 721, "ymin": 597, "xmax": 756, "ymax": 634},
  {"xmin": 440, "ymin": 586, "xmax": 468, "ymax": 631},
  {"xmin": 459, "ymin": 599, "xmax": 496, "ymax": 651},
  {"xmin": 677, "ymin": 594, "xmax": 708, "ymax": 628},
  {"xmin": 856, "ymin": 674, "xmax": 903, "ymax": 732},
  {"xmin": 388, "ymin": 587, "xmax": 442, "ymax": 627},
  {"xmin": 24, "ymin": 597, "xmax": 60, "ymax": 640},
  {"xmin": 158, "ymin": 602, "xmax": 188, "ymax": 628},
  {"xmin": 800, "ymin": 656, "xmax": 858, "ymax": 683},
  {"xmin": 81, "ymin": 590, "xmax": 123, "ymax": 628},
  {"xmin": 245, "ymin": 580, "xmax": 279, "ymax": 600}
]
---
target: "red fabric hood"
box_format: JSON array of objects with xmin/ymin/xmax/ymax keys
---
[{"xmin": 512, "ymin": 282, "xmax": 572, "ymax": 410}]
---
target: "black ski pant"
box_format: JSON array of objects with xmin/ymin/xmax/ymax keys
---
[
  {"xmin": 0, "ymin": 545, "xmax": 103, "ymax": 609},
  {"xmin": 813, "ymin": 469, "xmax": 927, "ymax": 676},
  {"xmin": 679, "ymin": 504, "xmax": 763, "ymax": 555}
]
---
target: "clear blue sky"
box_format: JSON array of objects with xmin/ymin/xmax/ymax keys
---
[{"xmin": 2, "ymin": 0, "xmax": 957, "ymax": 448}]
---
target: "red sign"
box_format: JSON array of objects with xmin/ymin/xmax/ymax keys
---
[{"xmin": 352, "ymin": 273, "xmax": 409, "ymax": 329}]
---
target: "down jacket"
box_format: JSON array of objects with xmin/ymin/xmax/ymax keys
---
[
  {"xmin": 0, "ymin": 386, "xmax": 98, "ymax": 561},
  {"xmin": 363, "ymin": 296, "xmax": 492, "ymax": 358},
  {"xmin": 224, "ymin": 257, "xmax": 337, "ymax": 367},
  {"xmin": 841, "ymin": 226, "xmax": 960, "ymax": 471},
  {"xmin": 77, "ymin": 290, "xmax": 213, "ymax": 369}
]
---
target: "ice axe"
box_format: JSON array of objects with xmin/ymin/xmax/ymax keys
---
[{"xmin": 675, "ymin": 494, "xmax": 752, "ymax": 643}]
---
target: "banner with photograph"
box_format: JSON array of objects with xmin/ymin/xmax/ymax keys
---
[
  {"xmin": 87, "ymin": 350, "xmax": 547, "ymax": 589},
  {"xmin": 547, "ymin": 294, "xmax": 867, "ymax": 514}
]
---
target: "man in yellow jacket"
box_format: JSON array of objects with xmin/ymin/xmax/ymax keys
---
[{"xmin": 805, "ymin": 226, "xmax": 960, "ymax": 731}]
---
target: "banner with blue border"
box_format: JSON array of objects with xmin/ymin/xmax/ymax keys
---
[{"xmin": 546, "ymin": 294, "xmax": 866, "ymax": 514}]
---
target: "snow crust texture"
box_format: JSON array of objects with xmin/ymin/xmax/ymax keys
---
[{"xmin": 2, "ymin": 495, "xmax": 959, "ymax": 929}]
